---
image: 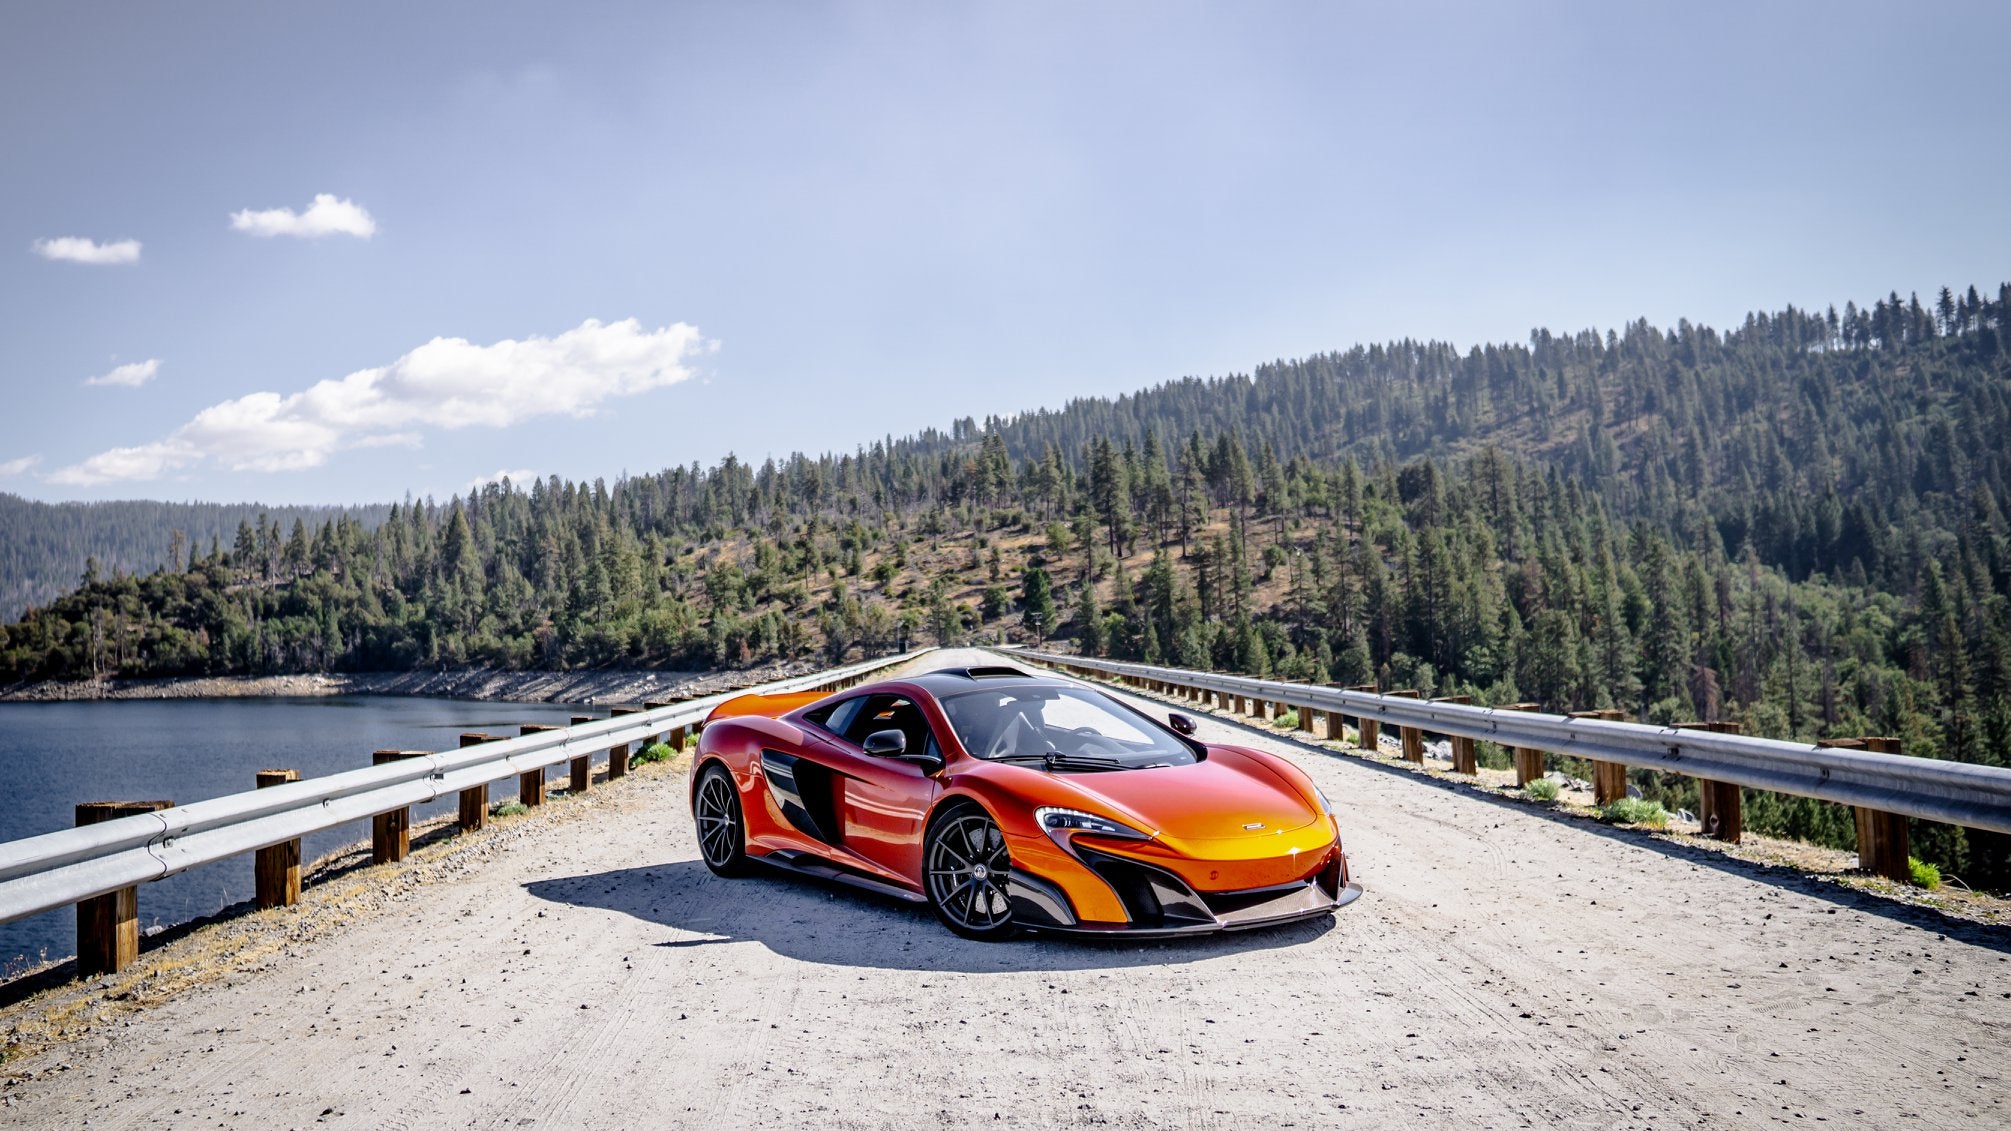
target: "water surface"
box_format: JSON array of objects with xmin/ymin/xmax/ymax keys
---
[{"xmin": 0, "ymin": 695, "xmax": 598, "ymax": 974}]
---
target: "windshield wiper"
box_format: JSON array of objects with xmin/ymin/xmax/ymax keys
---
[{"xmin": 989, "ymin": 751, "xmax": 1128, "ymax": 772}]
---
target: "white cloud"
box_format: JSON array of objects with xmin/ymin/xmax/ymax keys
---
[
  {"xmin": 469, "ymin": 468, "xmax": 538, "ymax": 490},
  {"xmin": 353, "ymin": 432, "xmax": 423, "ymax": 450},
  {"xmin": 48, "ymin": 318, "xmax": 708, "ymax": 487},
  {"xmin": 229, "ymin": 193, "xmax": 377, "ymax": 239},
  {"xmin": 0, "ymin": 454, "xmax": 42, "ymax": 477},
  {"xmin": 84, "ymin": 358, "xmax": 161, "ymax": 388},
  {"xmin": 47, "ymin": 441, "xmax": 192, "ymax": 486},
  {"xmin": 32, "ymin": 236, "xmax": 142, "ymax": 265}
]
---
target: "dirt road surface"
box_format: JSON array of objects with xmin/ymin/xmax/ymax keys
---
[{"xmin": 5, "ymin": 649, "xmax": 2005, "ymax": 1129}]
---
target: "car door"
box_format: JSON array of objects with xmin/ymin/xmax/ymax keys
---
[{"xmin": 795, "ymin": 692, "xmax": 942, "ymax": 882}]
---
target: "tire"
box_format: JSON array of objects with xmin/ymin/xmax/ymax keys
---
[
  {"xmin": 694, "ymin": 763, "xmax": 751, "ymax": 877},
  {"xmin": 924, "ymin": 806, "xmax": 1016, "ymax": 941}
]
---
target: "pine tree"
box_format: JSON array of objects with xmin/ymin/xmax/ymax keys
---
[{"xmin": 1021, "ymin": 566, "xmax": 1055, "ymax": 643}]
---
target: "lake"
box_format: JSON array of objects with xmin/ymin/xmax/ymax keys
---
[{"xmin": 0, "ymin": 695, "xmax": 598, "ymax": 975}]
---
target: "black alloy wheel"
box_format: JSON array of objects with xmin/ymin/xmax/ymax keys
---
[
  {"xmin": 694, "ymin": 764, "xmax": 749, "ymax": 876},
  {"xmin": 925, "ymin": 808, "xmax": 1015, "ymax": 940}
]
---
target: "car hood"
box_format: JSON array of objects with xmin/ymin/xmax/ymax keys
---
[{"xmin": 1053, "ymin": 747, "xmax": 1321, "ymax": 841}]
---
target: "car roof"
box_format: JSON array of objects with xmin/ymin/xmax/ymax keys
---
[{"xmin": 900, "ymin": 664, "xmax": 1064, "ymax": 697}]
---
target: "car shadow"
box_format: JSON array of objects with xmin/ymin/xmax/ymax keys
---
[{"xmin": 524, "ymin": 858, "xmax": 1339, "ymax": 973}]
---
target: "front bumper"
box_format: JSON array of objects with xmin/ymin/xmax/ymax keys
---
[{"xmin": 1006, "ymin": 843, "xmax": 1362, "ymax": 937}]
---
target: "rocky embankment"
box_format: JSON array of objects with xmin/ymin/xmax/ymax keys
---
[{"xmin": 0, "ymin": 659, "xmax": 824, "ymax": 705}]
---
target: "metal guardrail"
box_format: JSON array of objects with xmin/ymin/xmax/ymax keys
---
[
  {"xmin": 0, "ymin": 650, "xmax": 927, "ymax": 929},
  {"xmin": 1001, "ymin": 649, "xmax": 2011, "ymax": 837}
]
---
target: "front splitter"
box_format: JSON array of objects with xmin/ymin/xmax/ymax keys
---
[{"xmin": 1022, "ymin": 881, "xmax": 1363, "ymax": 939}]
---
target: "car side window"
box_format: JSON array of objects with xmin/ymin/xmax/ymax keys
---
[
  {"xmin": 806, "ymin": 697, "xmax": 867, "ymax": 739},
  {"xmin": 840, "ymin": 693, "xmax": 936, "ymax": 757}
]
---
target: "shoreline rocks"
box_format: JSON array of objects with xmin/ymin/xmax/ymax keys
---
[{"xmin": 0, "ymin": 659, "xmax": 825, "ymax": 706}]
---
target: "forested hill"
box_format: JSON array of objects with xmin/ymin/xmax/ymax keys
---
[
  {"xmin": 0, "ymin": 495, "xmax": 392, "ymax": 621},
  {"xmin": 6, "ymin": 283, "xmax": 2003, "ymax": 614},
  {"xmin": 908, "ymin": 285, "xmax": 2009, "ymax": 595}
]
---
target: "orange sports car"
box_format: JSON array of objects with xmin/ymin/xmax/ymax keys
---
[{"xmin": 690, "ymin": 664, "xmax": 1361, "ymax": 939}]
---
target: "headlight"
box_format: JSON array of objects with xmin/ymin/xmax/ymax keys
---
[
  {"xmin": 1035, "ymin": 807, "xmax": 1153, "ymax": 846},
  {"xmin": 1312, "ymin": 783, "xmax": 1337, "ymax": 817}
]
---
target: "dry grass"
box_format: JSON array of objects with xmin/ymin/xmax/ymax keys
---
[{"xmin": 678, "ymin": 507, "xmax": 1319, "ymax": 647}]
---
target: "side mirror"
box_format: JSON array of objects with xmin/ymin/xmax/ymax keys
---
[
  {"xmin": 1168, "ymin": 713, "xmax": 1197, "ymax": 736},
  {"xmin": 862, "ymin": 728, "xmax": 907, "ymax": 756}
]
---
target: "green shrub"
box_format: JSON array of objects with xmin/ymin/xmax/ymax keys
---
[
  {"xmin": 633, "ymin": 741, "xmax": 677, "ymax": 765},
  {"xmin": 1599, "ymin": 797, "xmax": 1668, "ymax": 827},
  {"xmin": 1524, "ymin": 777, "xmax": 1559, "ymax": 802},
  {"xmin": 1271, "ymin": 709, "xmax": 1299, "ymax": 729},
  {"xmin": 490, "ymin": 800, "xmax": 529, "ymax": 819},
  {"xmin": 1908, "ymin": 856, "xmax": 1942, "ymax": 890}
]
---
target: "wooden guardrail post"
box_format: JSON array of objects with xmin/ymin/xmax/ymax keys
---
[
  {"xmin": 458, "ymin": 733, "xmax": 494, "ymax": 830},
  {"xmin": 1329, "ymin": 684, "xmax": 1374, "ymax": 745},
  {"xmin": 75, "ymin": 800, "xmax": 173, "ymax": 977},
  {"xmin": 1386, "ymin": 691, "xmax": 1422, "ymax": 761},
  {"xmin": 1502, "ymin": 703, "xmax": 1544, "ymax": 784},
  {"xmin": 644, "ymin": 701, "xmax": 673, "ymax": 748},
  {"xmin": 1431, "ymin": 695, "xmax": 1476, "ymax": 773},
  {"xmin": 608, "ymin": 707, "xmax": 637, "ymax": 778},
  {"xmin": 371, "ymin": 750, "xmax": 426, "ymax": 863},
  {"xmin": 1569, "ymin": 709, "xmax": 1629, "ymax": 803},
  {"xmin": 569, "ymin": 715, "xmax": 595, "ymax": 794},
  {"xmin": 518, "ymin": 725, "xmax": 558, "ymax": 806},
  {"xmin": 1287, "ymin": 680, "xmax": 1316, "ymax": 733},
  {"xmin": 254, "ymin": 769, "xmax": 301, "ymax": 908},
  {"xmin": 1820, "ymin": 736, "xmax": 1911, "ymax": 881},
  {"xmin": 1677, "ymin": 722, "xmax": 1743, "ymax": 841}
]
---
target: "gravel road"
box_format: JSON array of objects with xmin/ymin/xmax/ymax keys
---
[{"xmin": 5, "ymin": 649, "xmax": 2005, "ymax": 1129}]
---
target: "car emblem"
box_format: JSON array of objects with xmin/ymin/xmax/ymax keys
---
[{"xmin": 1243, "ymin": 821, "xmax": 1266, "ymax": 830}]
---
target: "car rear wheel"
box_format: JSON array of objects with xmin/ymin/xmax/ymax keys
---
[
  {"xmin": 694, "ymin": 764, "xmax": 750, "ymax": 876},
  {"xmin": 925, "ymin": 807, "xmax": 1015, "ymax": 940}
]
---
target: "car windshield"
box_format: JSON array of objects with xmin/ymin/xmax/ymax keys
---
[{"xmin": 938, "ymin": 685, "xmax": 1199, "ymax": 768}]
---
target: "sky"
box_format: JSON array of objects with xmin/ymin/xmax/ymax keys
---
[{"xmin": 3, "ymin": 1, "xmax": 2007, "ymax": 506}]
